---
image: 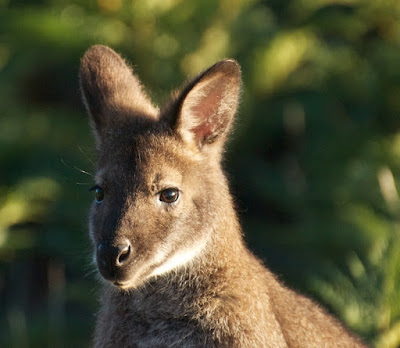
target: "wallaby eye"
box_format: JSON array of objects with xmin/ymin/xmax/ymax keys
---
[
  {"xmin": 95, "ymin": 188, "xmax": 105, "ymax": 203},
  {"xmin": 159, "ymin": 188, "xmax": 179, "ymax": 204},
  {"xmin": 90, "ymin": 185, "xmax": 104, "ymax": 203}
]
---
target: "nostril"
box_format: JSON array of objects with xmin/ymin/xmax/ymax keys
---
[
  {"xmin": 117, "ymin": 244, "xmax": 131, "ymax": 266},
  {"xmin": 97, "ymin": 242, "xmax": 132, "ymax": 269}
]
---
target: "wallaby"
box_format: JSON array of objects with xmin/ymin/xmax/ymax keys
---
[{"xmin": 80, "ymin": 45, "xmax": 366, "ymax": 347}]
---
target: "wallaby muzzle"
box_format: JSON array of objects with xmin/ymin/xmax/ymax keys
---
[{"xmin": 96, "ymin": 240, "xmax": 132, "ymax": 281}]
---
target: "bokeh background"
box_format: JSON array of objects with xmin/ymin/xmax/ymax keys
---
[{"xmin": 1, "ymin": 0, "xmax": 400, "ymax": 346}]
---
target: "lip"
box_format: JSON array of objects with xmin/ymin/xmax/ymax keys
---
[
  {"xmin": 112, "ymin": 280, "xmax": 132, "ymax": 289},
  {"xmin": 113, "ymin": 280, "xmax": 126, "ymax": 287},
  {"xmin": 106, "ymin": 264, "xmax": 150, "ymax": 290}
]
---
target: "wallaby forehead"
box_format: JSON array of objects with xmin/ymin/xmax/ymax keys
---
[{"xmin": 96, "ymin": 132, "xmax": 198, "ymax": 184}]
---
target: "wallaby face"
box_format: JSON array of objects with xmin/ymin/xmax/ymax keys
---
[{"xmin": 80, "ymin": 45, "xmax": 240, "ymax": 290}]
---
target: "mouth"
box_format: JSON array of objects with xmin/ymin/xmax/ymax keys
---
[
  {"xmin": 96, "ymin": 255, "xmax": 154, "ymax": 290},
  {"xmin": 111, "ymin": 279, "xmax": 137, "ymax": 290},
  {"xmin": 107, "ymin": 266, "xmax": 152, "ymax": 290},
  {"xmin": 96, "ymin": 267, "xmax": 131, "ymax": 288},
  {"xmin": 113, "ymin": 281, "xmax": 127, "ymax": 289}
]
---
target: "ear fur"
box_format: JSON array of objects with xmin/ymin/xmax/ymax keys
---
[
  {"xmin": 79, "ymin": 45, "xmax": 158, "ymax": 142},
  {"xmin": 165, "ymin": 59, "xmax": 241, "ymax": 150}
]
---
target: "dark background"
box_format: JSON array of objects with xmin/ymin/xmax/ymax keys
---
[{"xmin": 1, "ymin": 0, "xmax": 400, "ymax": 346}]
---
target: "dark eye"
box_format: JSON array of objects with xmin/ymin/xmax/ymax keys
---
[
  {"xmin": 159, "ymin": 188, "xmax": 179, "ymax": 204},
  {"xmin": 90, "ymin": 185, "xmax": 104, "ymax": 203}
]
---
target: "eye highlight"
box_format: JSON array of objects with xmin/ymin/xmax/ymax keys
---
[
  {"xmin": 159, "ymin": 188, "xmax": 179, "ymax": 204},
  {"xmin": 90, "ymin": 185, "xmax": 104, "ymax": 203}
]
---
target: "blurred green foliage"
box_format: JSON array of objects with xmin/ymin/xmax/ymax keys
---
[{"xmin": 1, "ymin": 0, "xmax": 400, "ymax": 346}]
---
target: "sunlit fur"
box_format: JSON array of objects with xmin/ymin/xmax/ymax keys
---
[{"xmin": 80, "ymin": 45, "xmax": 366, "ymax": 347}]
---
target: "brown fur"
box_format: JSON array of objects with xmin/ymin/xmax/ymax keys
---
[{"xmin": 80, "ymin": 45, "xmax": 367, "ymax": 347}]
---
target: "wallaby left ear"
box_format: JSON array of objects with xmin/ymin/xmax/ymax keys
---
[
  {"xmin": 79, "ymin": 45, "xmax": 158, "ymax": 145},
  {"xmin": 169, "ymin": 59, "xmax": 241, "ymax": 149}
]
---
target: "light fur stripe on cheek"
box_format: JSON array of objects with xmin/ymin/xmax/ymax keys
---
[{"xmin": 148, "ymin": 237, "xmax": 208, "ymax": 278}]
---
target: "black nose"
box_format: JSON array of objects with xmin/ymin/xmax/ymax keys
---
[{"xmin": 97, "ymin": 241, "xmax": 132, "ymax": 279}]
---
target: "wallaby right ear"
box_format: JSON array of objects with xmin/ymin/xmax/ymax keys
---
[
  {"xmin": 79, "ymin": 45, "xmax": 157, "ymax": 143},
  {"xmin": 165, "ymin": 59, "xmax": 241, "ymax": 153}
]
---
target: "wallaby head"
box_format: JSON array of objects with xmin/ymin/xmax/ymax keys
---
[
  {"xmin": 80, "ymin": 46, "xmax": 367, "ymax": 348},
  {"xmin": 80, "ymin": 45, "xmax": 241, "ymax": 290}
]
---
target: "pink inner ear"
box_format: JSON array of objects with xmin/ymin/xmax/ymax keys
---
[{"xmin": 190, "ymin": 84, "xmax": 225, "ymax": 141}]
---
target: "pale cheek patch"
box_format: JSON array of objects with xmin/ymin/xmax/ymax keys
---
[{"xmin": 148, "ymin": 236, "xmax": 208, "ymax": 278}]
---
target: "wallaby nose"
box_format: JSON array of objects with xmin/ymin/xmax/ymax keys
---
[{"xmin": 97, "ymin": 240, "xmax": 132, "ymax": 278}]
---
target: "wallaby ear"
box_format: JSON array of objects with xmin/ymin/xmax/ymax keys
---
[
  {"xmin": 79, "ymin": 45, "xmax": 157, "ymax": 142},
  {"xmin": 170, "ymin": 59, "xmax": 241, "ymax": 150}
]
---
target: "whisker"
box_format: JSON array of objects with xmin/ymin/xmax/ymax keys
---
[
  {"xmin": 60, "ymin": 158, "xmax": 93, "ymax": 176},
  {"xmin": 60, "ymin": 158, "xmax": 70, "ymax": 168},
  {"xmin": 73, "ymin": 165, "xmax": 93, "ymax": 176},
  {"xmin": 77, "ymin": 145, "xmax": 95, "ymax": 166},
  {"xmin": 83, "ymin": 268, "xmax": 98, "ymax": 279}
]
